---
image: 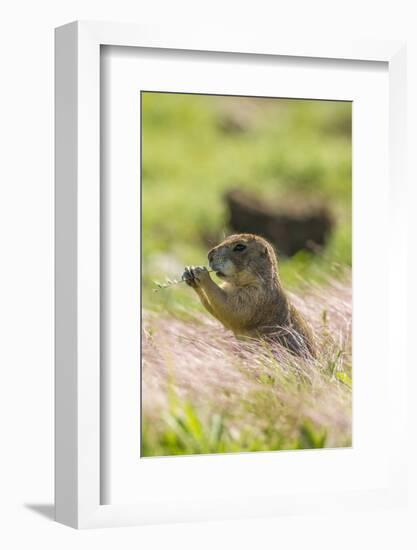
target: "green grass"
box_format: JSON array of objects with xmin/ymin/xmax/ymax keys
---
[{"xmin": 142, "ymin": 402, "xmax": 335, "ymax": 457}]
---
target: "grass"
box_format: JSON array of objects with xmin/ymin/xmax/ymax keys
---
[
  {"xmin": 141, "ymin": 92, "xmax": 352, "ymax": 456},
  {"xmin": 141, "ymin": 278, "xmax": 352, "ymax": 457}
]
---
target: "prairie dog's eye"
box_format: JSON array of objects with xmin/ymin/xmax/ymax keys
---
[{"xmin": 233, "ymin": 244, "xmax": 246, "ymax": 252}]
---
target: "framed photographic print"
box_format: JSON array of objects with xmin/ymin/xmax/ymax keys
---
[{"xmin": 55, "ymin": 21, "xmax": 407, "ymax": 528}]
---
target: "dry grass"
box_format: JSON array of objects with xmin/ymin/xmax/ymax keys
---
[{"xmin": 141, "ymin": 277, "xmax": 352, "ymax": 456}]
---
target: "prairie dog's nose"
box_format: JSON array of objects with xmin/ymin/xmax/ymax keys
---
[{"xmin": 207, "ymin": 248, "xmax": 216, "ymax": 262}]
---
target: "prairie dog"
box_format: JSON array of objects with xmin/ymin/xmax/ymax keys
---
[{"xmin": 182, "ymin": 233, "xmax": 315, "ymax": 357}]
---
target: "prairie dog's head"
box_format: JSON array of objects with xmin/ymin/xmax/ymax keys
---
[{"xmin": 208, "ymin": 234, "xmax": 278, "ymax": 285}]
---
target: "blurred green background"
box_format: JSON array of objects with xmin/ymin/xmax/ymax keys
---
[{"xmin": 141, "ymin": 92, "xmax": 351, "ymax": 314}]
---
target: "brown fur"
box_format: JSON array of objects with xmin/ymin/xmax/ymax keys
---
[{"xmin": 182, "ymin": 233, "xmax": 316, "ymax": 357}]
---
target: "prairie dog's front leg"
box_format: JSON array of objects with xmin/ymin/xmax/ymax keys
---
[
  {"xmin": 182, "ymin": 266, "xmax": 245, "ymax": 329},
  {"xmin": 182, "ymin": 266, "xmax": 218, "ymax": 317}
]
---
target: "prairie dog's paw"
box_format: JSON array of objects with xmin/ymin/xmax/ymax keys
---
[
  {"xmin": 191, "ymin": 266, "xmax": 211, "ymax": 283},
  {"xmin": 182, "ymin": 266, "xmax": 197, "ymax": 287},
  {"xmin": 182, "ymin": 266, "xmax": 210, "ymax": 288}
]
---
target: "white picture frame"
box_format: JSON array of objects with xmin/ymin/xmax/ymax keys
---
[{"xmin": 55, "ymin": 21, "xmax": 407, "ymax": 529}]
